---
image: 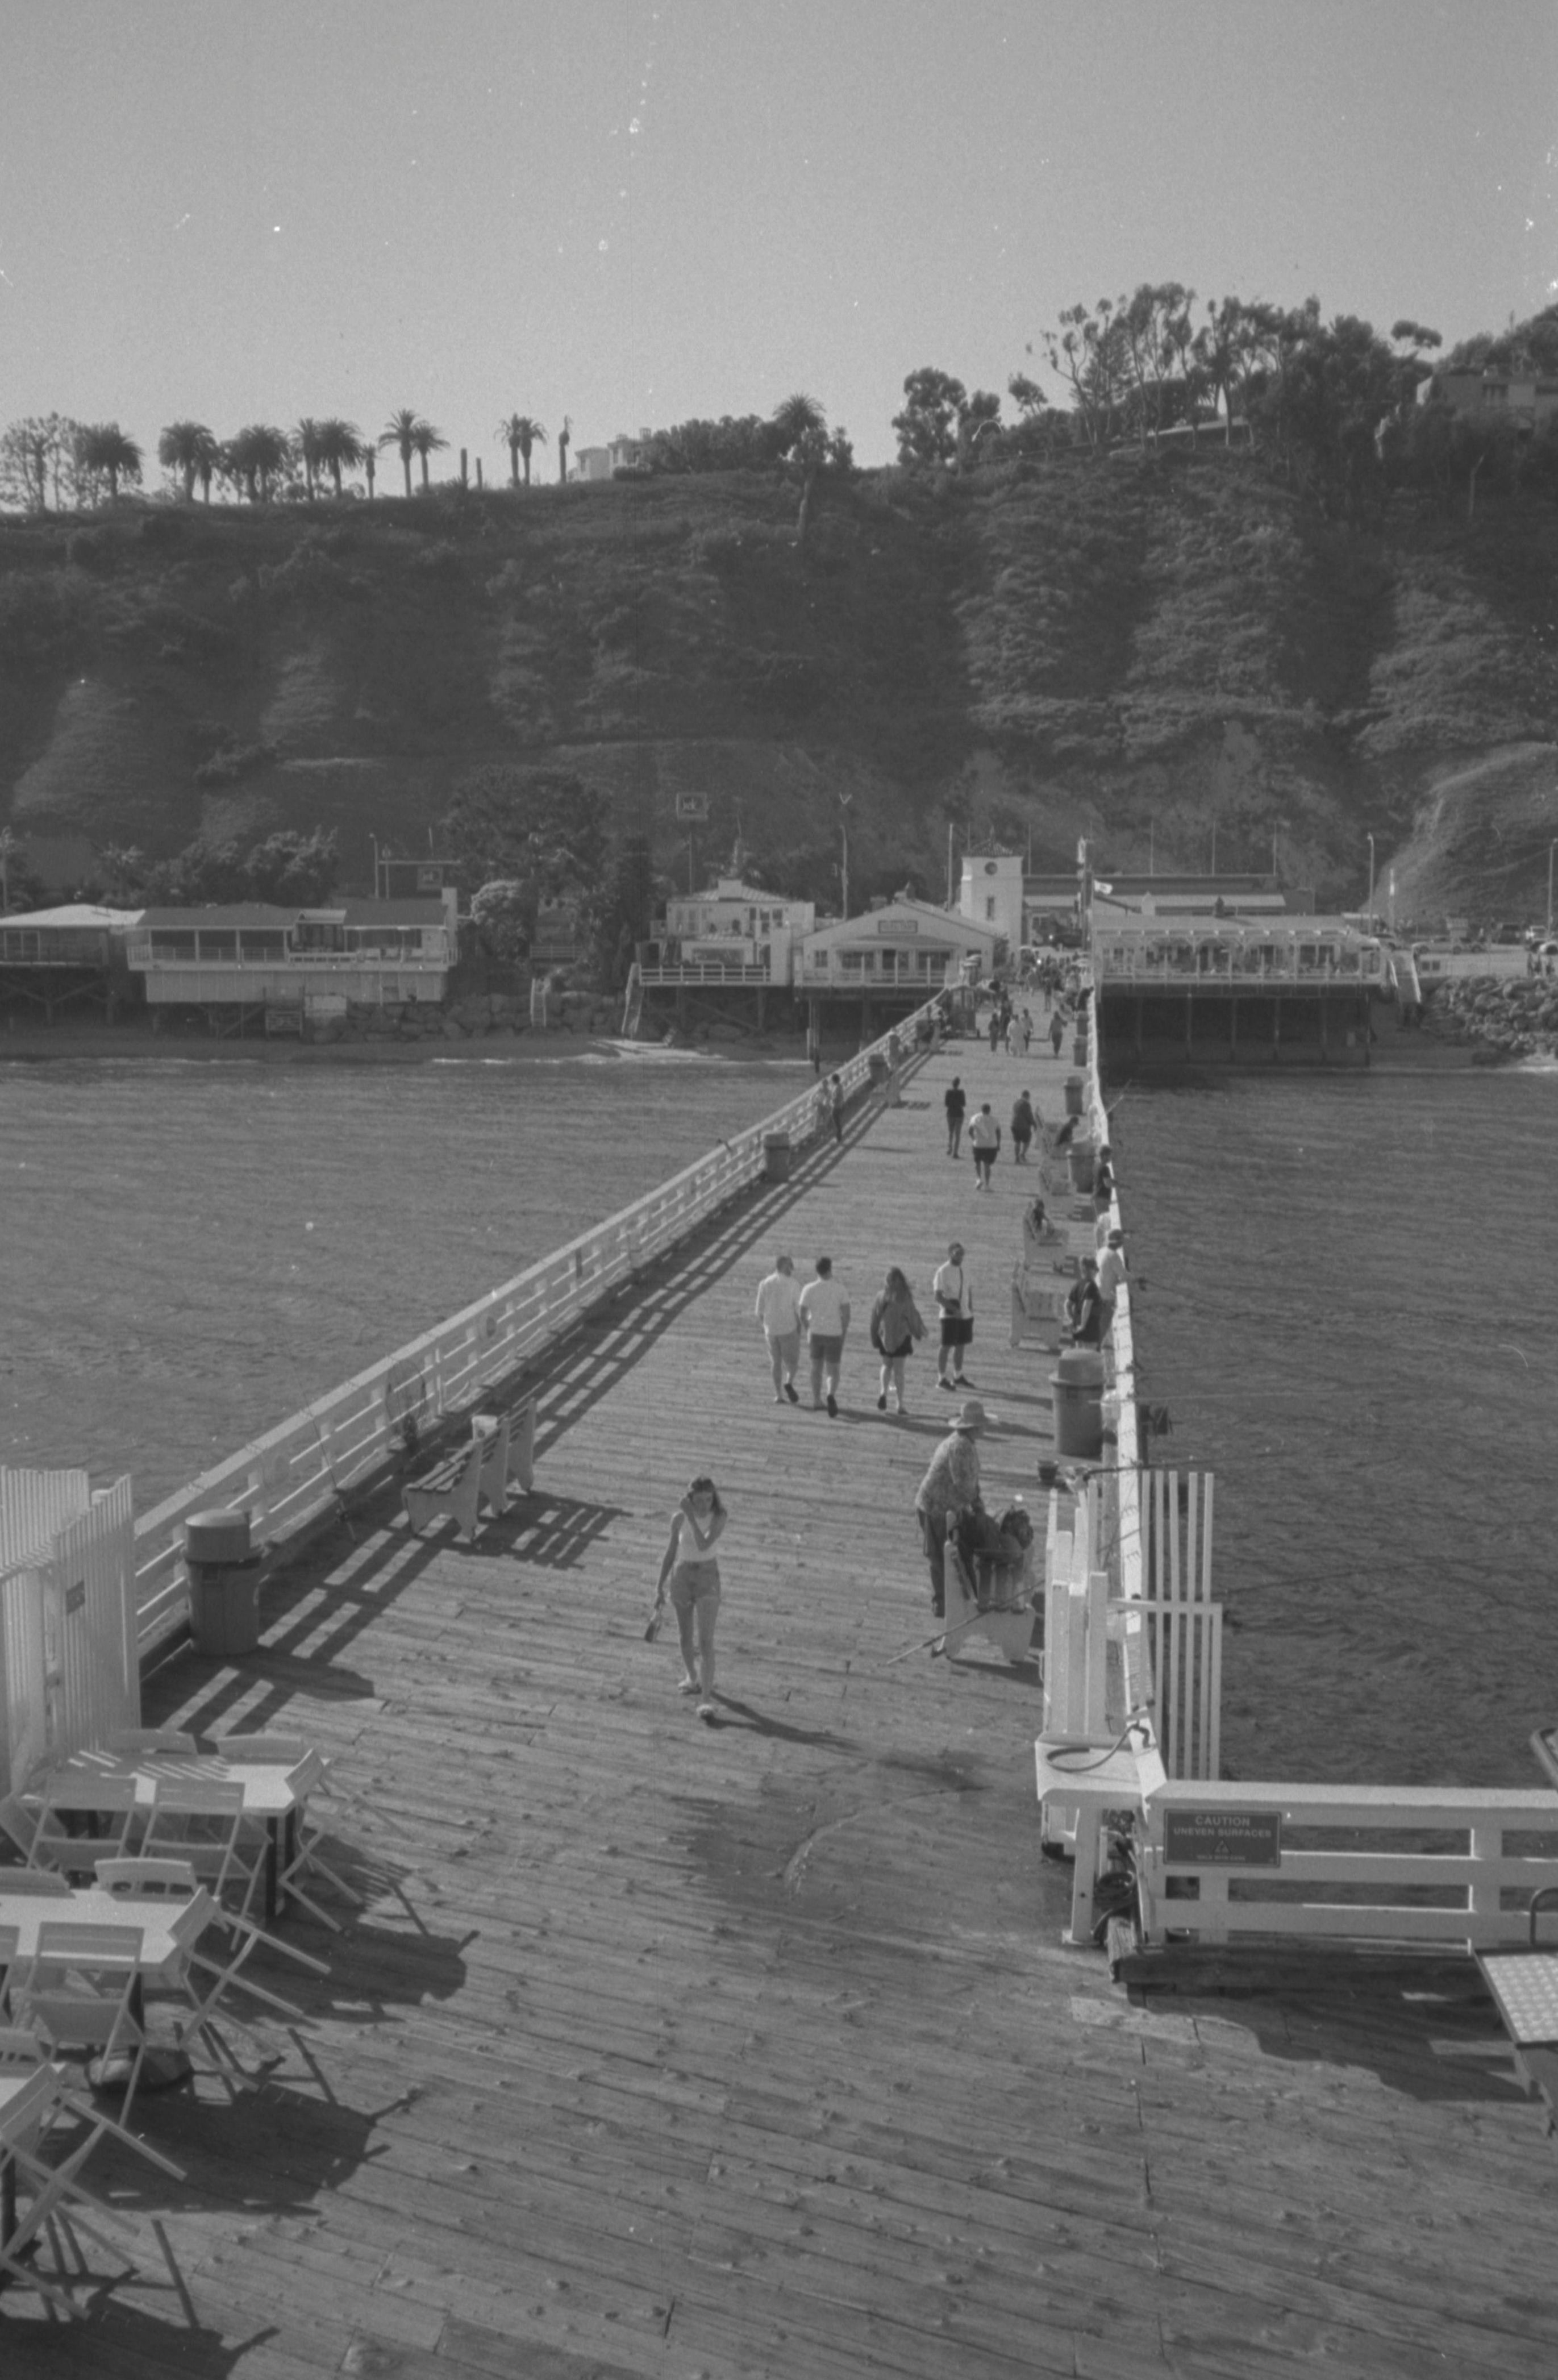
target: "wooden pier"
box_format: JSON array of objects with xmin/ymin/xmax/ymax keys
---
[{"xmin": 13, "ymin": 1031, "xmax": 1558, "ymax": 2375}]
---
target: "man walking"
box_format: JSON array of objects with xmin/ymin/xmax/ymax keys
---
[
  {"xmin": 914, "ymin": 1397, "xmax": 991, "ymax": 1618},
  {"xmin": 969, "ymin": 1101, "xmax": 1001, "ymax": 1191},
  {"xmin": 944, "ymin": 1074, "xmax": 967, "ymax": 1159},
  {"xmin": 798, "ymin": 1254, "xmax": 851, "ymax": 1417},
  {"xmin": 932, "ymin": 1239, "xmax": 974, "ymax": 1389},
  {"xmin": 754, "ymin": 1253, "xmax": 802, "ymax": 1405},
  {"xmin": 827, "ymin": 1073, "xmax": 845, "ymax": 1143},
  {"xmin": 1010, "ymin": 1090, "xmax": 1036, "ymax": 1166}
]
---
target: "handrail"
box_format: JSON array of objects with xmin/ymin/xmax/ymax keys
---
[{"xmin": 130, "ymin": 997, "xmax": 942, "ymax": 1654}]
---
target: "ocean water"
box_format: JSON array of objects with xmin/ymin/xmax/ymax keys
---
[
  {"xmin": 1117, "ymin": 1062, "xmax": 1558, "ymax": 1787},
  {"xmin": 2, "ymin": 1049, "xmax": 810, "ymax": 1510}
]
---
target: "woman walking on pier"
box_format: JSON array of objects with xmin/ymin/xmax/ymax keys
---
[
  {"xmin": 869, "ymin": 1266, "xmax": 926, "ymax": 1415},
  {"xmin": 655, "ymin": 1475, "xmax": 727, "ymax": 1721}
]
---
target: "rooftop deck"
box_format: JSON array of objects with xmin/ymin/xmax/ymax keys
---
[{"xmin": 15, "ymin": 1030, "xmax": 1558, "ymax": 2374}]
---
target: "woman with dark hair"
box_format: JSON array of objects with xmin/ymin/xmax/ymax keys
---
[
  {"xmin": 655, "ymin": 1476, "xmax": 728, "ymax": 1721},
  {"xmin": 869, "ymin": 1265, "xmax": 926, "ymax": 1416}
]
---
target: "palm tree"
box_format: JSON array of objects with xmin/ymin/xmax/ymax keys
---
[
  {"xmin": 294, "ymin": 418, "xmax": 324, "ymax": 500},
  {"xmin": 557, "ymin": 415, "xmax": 571, "ymax": 482},
  {"xmin": 227, "ymin": 423, "xmax": 290, "ymax": 504},
  {"xmin": 380, "ymin": 409, "xmax": 420, "ymax": 499},
  {"xmin": 411, "ymin": 418, "xmax": 448, "ymax": 490},
  {"xmin": 76, "ymin": 422, "xmax": 144, "ymax": 502},
  {"xmin": 773, "ymin": 394, "xmax": 830, "ymax": 544},
  {"xmin": 158, "ymin": 421, "xmax": 218, "ymax": 502},
  {"xmin": 363, "ymin": 443, "xmax": 376, "ymax": 500},
  {"xmin": 772, "ymin": 392, "xmax": 826, "ymax": 452},
  {"xmin": 315, "ymin": 419, "xmax": 365, "ymax": 498},
  {"xmin": 497, "ymin": 413, "xmax": 547, "ymax": 487}
]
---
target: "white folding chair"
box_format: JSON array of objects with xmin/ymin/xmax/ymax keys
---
[
  {"xmin": 28, "ymin": 1774, "xmax": 139, "ymax": 1882},
  {"xmin": 216, "ymin": 1738, "xmax": 364, "ymax": 1930},
  {"xmin": 0, "ymin": 1925, "xmax": 16, "ymax": 2019},
  {"xmin": 136, "ymin": 1783, "xmax": 328, "ymax": 1979},
  {"xmin": 95, "ymin": 1857, "xmax": 316, "ymax": 2065},
  {"xmin": 11, "ymin": 1922, "xmax": 149, "ymax": 2130},
  {"xmin": 0, "ymin": 1794, "xmax": 42, "ymax": 1864},
  {"xmin": 0, "ymin": 2040, "xmax": 165, "ymax": 2315}
]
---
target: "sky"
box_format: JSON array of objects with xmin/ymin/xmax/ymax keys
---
[{"xmin": 2, "ymin": 0, "xmax": 1557, "ymax": 477}]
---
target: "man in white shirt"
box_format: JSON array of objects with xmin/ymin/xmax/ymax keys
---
[
  {"xmin": 931, "ymin": 1240, "xmax": 974, "ymax": 1389},
  {"xmin": 1096, "ymin": 1228, "xmax": 1128, "ymax": 1337},
  {"xmin": 797, "ymin": 1255, "xmax": 851, "ymax": 1417},
  {"xmin": 754, "ymin": 1253, "xmax": 802, "ymax": 1405}
]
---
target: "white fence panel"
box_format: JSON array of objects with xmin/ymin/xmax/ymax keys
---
[
  {"xmin": 0, "ymin": 1473, "xmax": 136, "ymax": 1789},
  {"xmin": 1, "ymin": 1568, "xmax": 48, "ymax": 1794}
]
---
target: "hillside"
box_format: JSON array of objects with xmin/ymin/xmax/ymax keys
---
[{"xmin": 3, "ymin": 453, "xmax": 1557, "ymax": 922}]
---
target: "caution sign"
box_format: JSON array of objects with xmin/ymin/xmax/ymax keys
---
[{"xmin": 1163, "ymin": 1809, "xmax": 1282, "ymax": 1867}]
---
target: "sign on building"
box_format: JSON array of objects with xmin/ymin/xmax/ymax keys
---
[{"xmin": 674, "ymin": 793, "xmax": 710, "ymax": 822}]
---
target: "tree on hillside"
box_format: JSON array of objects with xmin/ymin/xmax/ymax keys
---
[
  {"xmin": 771, "ymin": 393, "xmax": 853, "ymax": 542},
  {"xmin": 498, "ymin": 413, "xmax": 546, "ymax": 486},
  {"xmin": 1118, "ymin": 282, "xmax": 1198, "ymax": 448},
  {"xmin": 158, "ymin": 420, "xmax": 219, "ymax": 501},
  {"xmin": 643, "ymin": 414, "xmax": 782, "ymax": 473},
  {"xmin": 954, "ymin": 390, "xmax": 1002, "ymax": 471},
  {"xmin": 557, "ymin": 417, "xmax": 571, "ymax": 482},
  {"xmin": 1005, "ymin": 375, "xmax": 1074, "ymax": 455},
  {"xmin": 226, "ymin": 423, "xmax": 290, "ymax": 504},
  {"xmin": 362, "ymin": 442, "xmax": 377, "ymax": 500},
  {"xmin": 294, "ymin": 418, "xmax": 323, "ymax": 500},
  {"xmin": 315, "ymin": 418, "xmax": 365, "ymax": 497},
  {"xmin": 892, "ymin": 368, "xmax": 967, "ymax": 466},
  {"xmin": 75, "ymin": 422, "xmax": 143, "ymax": 502},
  {"xmin": 594, "ymin": 832, "xmax": 658, "ymax": 984},
  {"xmin": 110, "ymin": 828, "xmax": 340, "ymax": 908},
  {"xmin": 0, "ymin": 415, "xmax": 74, "ymax": 511},
  {"xmin": 440, "ymin": 764, "xmax": 609, "ymax": 919},
  {"xmin": 411, "ymin": 418, "xmax": 448, "ymax": 489},
  {"xmin": 381, "ymin": 409, "xmax": 420, "ymax": 499},
  {"xmin": 1043, "ymin": 302, "xmax": 1135, "ymax": 450},
  {"xmin": 1390, "ymin": 321, "xmax": 1442, "ymax": 418}
]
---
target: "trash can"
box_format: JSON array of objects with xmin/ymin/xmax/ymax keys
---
[
  {"xmin": 867, "ymin": 1052, "xmax": 889, "ymax": 1088},
  {"xmin": 1064, "ymin": 1075, "xmax": 1085, "ymax": 1118},
  {"xmin": 763, "ymin": 1131, "xmax": 793, "ymax": 1184},
  {"xmin": 185, "ymin": 1508, "xmax": 264, "ymax": 1657},
  {"xmin": 1049, "ymin": 1349, "xmax": 1105, "ymax": 1461},
  {"xmin": 1072, "ymin": 1034, "xmax": 1089, "ymax": 1067},
  {"xmin": 1068, "ymin": 1141, "xmax": 1096, "ymax": 1193}
]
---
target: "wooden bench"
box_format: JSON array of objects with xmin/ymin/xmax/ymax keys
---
[{"xmin": 402, "ymin": 1412, "xmax": 511, "ymax": 1543}]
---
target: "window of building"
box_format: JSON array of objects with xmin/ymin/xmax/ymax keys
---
[
  {"xmin": 151, "ymin": 931, "xmax": 197, "ymax": 960},
  {"xmin": 985, "ymin": 897, "xmax": 996, "ymax": 920}
]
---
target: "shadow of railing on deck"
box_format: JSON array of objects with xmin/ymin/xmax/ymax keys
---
[{"xmin": 1153, "ymin": 1970, "xmax": 1531, "ymax": 2106}]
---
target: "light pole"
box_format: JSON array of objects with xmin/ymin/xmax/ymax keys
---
[
  {"xmin": 1210, "ymin": 821, "xmax": 1217, "ymax": 877},
  {"xmin": 1548, "ymin": 838, "xmax": 1555, "ymax": 936},
  {"xmin": 1148, "ymin": 819, "xmax": 1155, "ymax": 876},
  {"xmin": 1366, "ymin": 832, "xmax": 1376, "ymax": 922},
  {"xmin": 838, "ymin": 792, "xmax": 853, "ymax": 919}
]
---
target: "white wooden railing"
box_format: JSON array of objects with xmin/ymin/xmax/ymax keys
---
[{"xmin": 130, "ymin": 1004, "xmax": 938, "ymax": 1655}]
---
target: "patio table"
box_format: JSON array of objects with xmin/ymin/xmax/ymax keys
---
[{"xmin": 49, "ymin": 1750, "xmax": 325, "ymax": 1924}]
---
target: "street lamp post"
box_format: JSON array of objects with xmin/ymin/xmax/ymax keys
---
[
  {"xmin": 1366, "ymin": 832, "xmax": 1376, "ymax": 922},
  {"xmin": 1548, "ymin": 838, "xmax": 1556, "ymax": 937},
  {"xmin": 838, "ymin": 792, "xmax": 853, "ymax": 919}
]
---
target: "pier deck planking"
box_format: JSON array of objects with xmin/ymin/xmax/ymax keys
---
[{"xmin": 13, "ymin": 1027, "xmax": 1557, "ymax": 2375}]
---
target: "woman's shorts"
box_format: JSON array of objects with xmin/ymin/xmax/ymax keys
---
[
  {"xmin": 809, "ymin": 1333, "xmax": 844, "ymax": 1364},
  {"xmin": 669, "ymin": 1561, "xmax": 720, "ymax": 1615},
  {"xmin": 939, "ymin": 1316, "xmax": 974, "ymax": 1349}
]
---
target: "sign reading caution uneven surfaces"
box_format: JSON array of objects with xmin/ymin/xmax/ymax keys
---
[{"xmin": 1163, "ymin": 1808, "xmax": 1283, "ymax": 1867}]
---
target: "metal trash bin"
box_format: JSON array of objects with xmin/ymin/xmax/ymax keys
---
[
  {"xmin": 1049, "ymin": 1349, "xmax": 1105, "ymax": 1461},
  {"xmin": 763, "ymin": 1132, "xmax": 793, "ymax": 1184},
  {"xmin": 867, "ymin": 1052, "xmax": 889, "ymax": 1087},
  {"xmin": 1064, "ymin": 1074, "xmax": 1085, "ymax": 1118},
  {"xmin": 1068, "ymin": 1142, "xmax": 1096, "ymax": 1193},
  {"xmin": 185, "ymin": 1508, "xmax": 263, "ymax": 1657}
]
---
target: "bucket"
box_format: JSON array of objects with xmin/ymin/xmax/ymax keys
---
[
  {"xmin": 1049, "ymin": 1349, "xmax": 1105, "ymax": 1461},
  {"xmin": 763, "ymin": 1132, "xmax": 793, "ymax": 1184}
]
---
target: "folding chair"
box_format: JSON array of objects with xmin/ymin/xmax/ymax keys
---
[
  {"xmin": 28, "ymin": 1774, "xmax": 139, "ymax": 1882},
  {"xmin": 95, "ymin": 1859, "xmax": 315, "ymax": 2078},
  {"xmin": 0, "ymin": 1925, "xmax": 15, "ymax": 2019},
  {"xmin": 11, "ymin": 1922, "xmax": 149, "ymax": 2130},
  {"xmin": 0, "ymin": 2041, "xmax": 169, "ymax": 2316},
  {"xmin": 214, "ymin": 1740, "xmax": 364, "ymax": 1931},
  {"xmin": 136, "ymin": 1783, "xmax": 327, "ymax": 1978},
  {"xmin": 0, "ymin": 1794, "xmax": 42, "ymax": 1864}
]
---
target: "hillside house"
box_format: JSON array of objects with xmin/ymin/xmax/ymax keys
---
[{"xmin": 1434, "ymin": 369, "xmax": 1558, "ymax": 432}]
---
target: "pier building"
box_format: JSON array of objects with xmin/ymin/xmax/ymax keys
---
[
  {"xmin": 124, "ymin": 893, "xmax": 458, "ymax": 1033},
  {"xmin": 1093, "ymin": 912, "xmax": 1386, "ymax": 1070},
  {"xmin": 0, "ymin": 902, "xmax": 143, "ymax": 1022}
]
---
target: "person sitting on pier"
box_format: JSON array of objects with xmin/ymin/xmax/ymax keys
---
[
  {"xmin": 1022, "ymin": 1193, "xmax": 1058, "ymax": 1257},
  {"xmin": 1064, "ymin": 1256, "xmax": 1105, "ymax": 1348}
]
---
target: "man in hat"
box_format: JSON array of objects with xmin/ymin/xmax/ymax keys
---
[{"xmin": 913, "ymin": 1397, "xmax": 993, "ymax": 1618}]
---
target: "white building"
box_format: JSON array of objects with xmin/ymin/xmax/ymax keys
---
[
  {"xmin": 126, "ymin": 895, "xmax": 457, "ymax": 1016},
  {"xmin": 958, "ymin": 854, "xmax": 1026, "ymax": 950},
  {"xmin": 801, "ymin": 898, "xmax": 1001, "ymax": 996},
  {"xmin": 656, "ymin": 877, "xmax": 816, "ymax": 985}
]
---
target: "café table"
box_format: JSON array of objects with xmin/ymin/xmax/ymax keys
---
[
  {"xmin": 0, "ymin": 1878, "xmax": 216, "ymax": 2103},
  {"xmin": 50, "ymin": 1749, "xmax": 326, "ymax": 1925}
]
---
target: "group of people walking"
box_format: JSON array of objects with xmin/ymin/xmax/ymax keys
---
[{"xmin": 653, "ymin": 977, "xmax": 1122, "ymax": 1715}]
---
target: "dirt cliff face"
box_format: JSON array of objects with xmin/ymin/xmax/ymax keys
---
[{"xmin": 4, "ymin": 457, "xmax": 1556, "ymax": 918}]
